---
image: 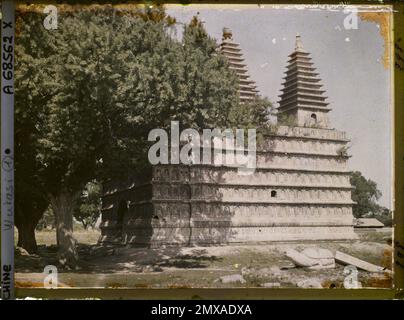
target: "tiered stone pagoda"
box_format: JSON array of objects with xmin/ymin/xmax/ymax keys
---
[
  {"xmin": 100, "ymin": 34, "xmax": 358, "ymax": 246},
  {"xmin": 278, "ymin": 34, "xmax": 330, "ymax": 128},
  {"xmin": 219, "ymin": 28, "xmax": 258, "ymax": 103}
]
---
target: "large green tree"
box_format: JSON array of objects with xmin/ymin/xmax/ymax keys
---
[
  {"xmin": 15, "ymin": 7, "xmax": 273, "ymax": 267},
  {"xmin": 350, "ymin": 171, "xmax": 383, "ymax": 218},
  {"xmin": 15, "ymin": 8, "xmax": 175, "ymax": 266},
  {"xmin": 73, "ymin": 181, "xmax": 102, "ymax": 230},
  {"xmin": 32, "ymin": 10, "xmax": 128, "ymax": 267},
  {"xmin": 350, "ymin": 171, "xmax": 392, "ymax": 226}
]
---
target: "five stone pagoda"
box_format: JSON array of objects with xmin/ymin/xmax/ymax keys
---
[{"xmin": 219, "ymin": 28, "xmax": 258, "ymax": 103}]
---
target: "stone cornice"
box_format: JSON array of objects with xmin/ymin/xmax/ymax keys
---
[
  {"xmin": 152, "ymin": 181, "xmax": 354, "ymax": 190},
  {"xmin": 150, "ymin": 199, "xmax": 355, "ymax": 206}
]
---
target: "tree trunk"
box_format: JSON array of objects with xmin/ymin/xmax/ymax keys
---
[
  {"xmin": 50, "ymin": 190, "xmax": 79, "ymax": 269},
  {"xmin": 17, "ymin": 221, "xmax": 38, "ymax": 254},
  {"xmin": 15, "ymin": 200, "xmax": 46, "ymax": 254}
]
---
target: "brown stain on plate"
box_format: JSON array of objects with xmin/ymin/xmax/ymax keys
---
[
  {"xmin": 15, "ymin": 280, "xmax": 70, "ymax": 288},
  {"xmin": 362, "ymin": 273, "xmax": 393, "ymax": 288},
  {"xmin": 381, "ymin": 247, "xmax": 393, "ymax": 270},
  {"xmin": 105, "ymin": 282, "xmax": 125, "ymax": 288},
  {"xmin": 359, "ymin": 11, "xmax": 392, "ymax": 69},
  {"xmin": 168, "ymin": 284, "xmax": 191, "ymax": 289}
]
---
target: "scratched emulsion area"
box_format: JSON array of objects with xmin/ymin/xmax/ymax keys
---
[{"xmin": 358, "ymin": 12, "xmax": 392, "ymax": 70}]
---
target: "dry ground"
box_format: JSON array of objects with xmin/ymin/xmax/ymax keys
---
[{"xmin": 14, "ymin": 227, "xmax": 393, "ymax": 289}]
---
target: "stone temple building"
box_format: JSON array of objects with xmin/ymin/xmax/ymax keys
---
[{"xmin": 100, "ymin": 33, "xmax": 357, "ymax": 246}]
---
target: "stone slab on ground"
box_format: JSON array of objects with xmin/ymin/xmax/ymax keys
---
[
  {"xmin": 286, "ymin": 249, "xmax": 318, "ymax": 267},
  {"xmin": 286, "ymin": 248, "xmax": 335, "ymax": 269},
  {"xmin": 335, "ymin": 251, "xmax": 385, "ymax": 273},
  {"xmin": 301, "ymin": 248, "xmax": 335, "ymax": 269}
]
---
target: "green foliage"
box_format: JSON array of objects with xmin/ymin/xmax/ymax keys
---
[
  {"xmin": 176, "ymin": 16, "xmax": 239, "ymax": 130},
  {"xmin": 228, "ymin": 96, "xmax": 272, "ymax": 130},
  {"xmin": 277, "ymin": 113, "xmax": 297, "ymax": 127},
  {"xmin": 16, "ymin": 10, "xmax": 272, "ymax": 191},
  {"xmin": 336, "ymin": 145, "xmax": 349, "ymax": 157},
  {"xmin": 36, "ymin": 207, "xmax": 55, "ymax": 231},
  {"xmin": 73, "ymin": 181, "xmax": 102, "ymax": 229},
  {"xmin": 16, "ymin": 7, "xmax": 184, "ymax": 191},
  {"xmin": 227, "ymin": 96, "xmax": 274, "ymax": 147},
  {"xmin": 100, "ymin": 14, "xmax": 273, "ymax": 176},
  {"xmin": 350, "ymin": 171, "xmax": 393, "ymax": 227},
  {"xmin": 376, "ymin": 208, "xmax": 393, "ymax": 227},
  {"xmin": 14, "ymin": 12, "xmax": 54, "ymax": 251},
  {"xmin": 350, "ymin": 171, "xmax": 383, "ymax": 218}
]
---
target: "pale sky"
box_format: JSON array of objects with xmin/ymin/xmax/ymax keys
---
[{"xmin": 167, "ymin": 5, "xmax": 393, "ymax": 208}]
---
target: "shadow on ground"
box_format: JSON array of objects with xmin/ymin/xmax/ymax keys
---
[{"xmin": 15, "ymin": 244, "xmax": 222, "ymax": 274}]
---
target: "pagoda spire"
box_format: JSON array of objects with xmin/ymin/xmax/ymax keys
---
[
  {"xmin": 219, "ymin": 27, "xmax": 258, "ymax": 103},
  {"xmin": 295, "ymin": 33, "xmax": 304, "ymax": 51},
  {"xmin": 278, "ymin": 35, "xmax": 331, "ymax": 128}
]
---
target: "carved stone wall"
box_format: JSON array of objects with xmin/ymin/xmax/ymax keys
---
[{"xmin": 100, "ymin": 126, "xmax": 358, "ymax": 245}]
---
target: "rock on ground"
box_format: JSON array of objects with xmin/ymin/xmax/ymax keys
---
[
  {"xmin": 297, "ymin": 279, "xmax": 323, "ymax": 288},
  {"xmin": 218, "ymin": 274, "xmax": 246, "ymax": 284},
  {"xmin": 15, "ymin": 247, "xmax": 30, "ymax": 256},
  {"xmin": 261, "ymin": 282, "xmax": 281, "ymax": 288}
]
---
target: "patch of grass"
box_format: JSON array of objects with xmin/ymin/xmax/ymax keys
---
[
  {"xmin": 336, "ymin": 243, "xmax": 392, "ymax": 267},
  {"xmin": 209, "ymin": 248, "xmax": 279, "ymax": 271},
  {"xmin": 357, "ymin": 229, "xmax": 392, "ymax": 244},
  {"xmin": 14, "ymin": 228, "xmax": 101, "ymax": 247}
]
